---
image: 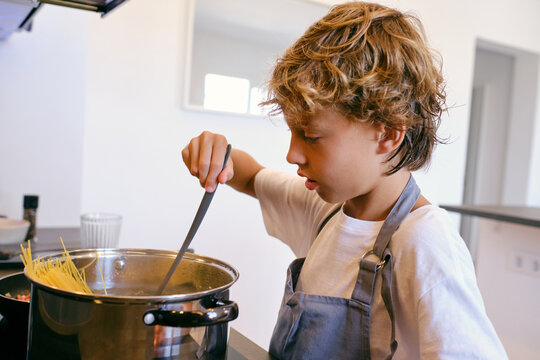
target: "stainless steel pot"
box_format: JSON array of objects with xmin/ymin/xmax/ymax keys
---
[{"xmin": 25, "ymin": 248, "xmax": 239, "ymax": 359}]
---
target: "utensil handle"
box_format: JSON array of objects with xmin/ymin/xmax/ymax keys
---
[
  {"xmin": 142, "ymin": 298, "xmax": 239, "ymax": 328},
  {"xmin": 156, "ymin": 144, "xmax": 232, "ymax": 295}
]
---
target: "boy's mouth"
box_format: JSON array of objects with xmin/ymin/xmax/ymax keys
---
[
  {"xmin": 298, "ymin": 171, "xmax": 318, "ymax": 190},
  {"xmin": 305, "ymin": 178, "xmax": 318, "ymax": 190}
]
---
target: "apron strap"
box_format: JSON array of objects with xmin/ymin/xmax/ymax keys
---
[
  {"xmin": 381, "ymin": 250, "xmax": 398, "ymax": 359},
  {"xmin": 352, "ymin": 175, "xmax": 420, "ymax": 359},
  {"xmin": 317, "ymin": 204, "xmax": 342, "ymax": 236},
  {"xmin": 373, "ymin": 176, "xmax": 420, "ymax": 258}
]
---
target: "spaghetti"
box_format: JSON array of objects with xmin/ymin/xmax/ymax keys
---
[{"xmin": 20, "ymin": 238, "xmax": 107, "ymax": 295}]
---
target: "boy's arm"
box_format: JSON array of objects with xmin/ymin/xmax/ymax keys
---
[
  {"xmin": 227, "ymin": 149, "xmax": 263, "ymax": 198},
  {"xmin": 181, "ymin": 131, "xmax": 263, "ymax": 198}
]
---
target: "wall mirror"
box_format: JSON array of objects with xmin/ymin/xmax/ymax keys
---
[{"xmin": 183, "ymin": 0, "xmax": 330, "ymax": 116}]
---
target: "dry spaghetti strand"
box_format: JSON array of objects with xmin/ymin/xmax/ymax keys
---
[
  {"xmin": 20, "ymin": 237, "xmax": 105, "ymax": 295},
  {"xmin": 96, "ymin": 251, "xmax": 107, "ymax": 295}
]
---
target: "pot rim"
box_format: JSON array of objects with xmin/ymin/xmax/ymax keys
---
[{"xmin": 24, "ymin": 248, "xmax": 239, "ymax": 304}]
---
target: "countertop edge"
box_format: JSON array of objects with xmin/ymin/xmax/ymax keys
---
[{"xmin": 440, "ymin": 204, "xmax": 540, "ymax": 228}]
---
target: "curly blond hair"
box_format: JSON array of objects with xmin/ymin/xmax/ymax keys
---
[{"xmin": 262, "ymin": 1, "xmax": 446, "ymax": 174}]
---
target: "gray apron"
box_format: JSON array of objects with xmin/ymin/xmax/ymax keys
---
[{"xmin": 269, "ymin": 176, "xmax": 420, "ymax": 360}]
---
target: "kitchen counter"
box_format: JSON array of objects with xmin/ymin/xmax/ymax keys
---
[
  {"xmin": 440, "ymin": 204, "xmax": 540, "ymax": 228},
  {"xmin": 228, "ymin": 329, "xmax": 276, "ymax": 359},
  {"xmin": 0, "ymin": 227, "xmax": 80, "ymax": 273}
]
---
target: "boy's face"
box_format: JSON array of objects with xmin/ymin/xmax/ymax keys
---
[{"xmin": 285, "ymin": 108, "xmax": 387, "ymax": 204}]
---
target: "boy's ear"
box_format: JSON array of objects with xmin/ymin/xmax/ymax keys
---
[{"xmin": 376, "ymin": 125, "xmax": 406, "ymax": 155}]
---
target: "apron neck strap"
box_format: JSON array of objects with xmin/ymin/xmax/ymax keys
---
[
  {"xmin": 373, "ymin": 175, "xmax": 420, "ymax": 258},
  {"xmin": 352, "ymin": 174, "xmax": 421, "ymax": 359},
  {"xmin": 353, "ymin": 174, "xmax": 420, "ymax": 301}
]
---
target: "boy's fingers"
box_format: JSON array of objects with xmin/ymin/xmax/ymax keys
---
[
  {"xmin": 182, "ymin": 132, "xmax": 230, "ymax": 191},
  {"xmin": 188, "ymin": 137, "xmax": 201, "ymax": 178},
  {"xmin": 181, "ymin": 145, "xmax": 193, "ymax": 175},
  {"xmin": 204, "ymin": 139, "xmax": 229, "ymax": 192},
  {"xmin": 217, "ymin": 161, "xmax": 234, "ymax": 184},
  {"xmin": 197, "ymin": 135, "xmax": 215, "ymax": 188}
]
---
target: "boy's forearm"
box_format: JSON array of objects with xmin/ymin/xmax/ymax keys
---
[{"xmin": 228, "ymin": 149, "xmax": 264, "ymax": 198}]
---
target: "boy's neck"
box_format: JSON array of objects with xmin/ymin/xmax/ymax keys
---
[{"xmin": 343, "ymin": 170, "xmax": 425, "ymax": 221}]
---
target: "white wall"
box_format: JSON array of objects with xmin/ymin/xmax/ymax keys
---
[
  {"xmin": 0, "ymin": 6, "xmax": 90, "ymax": 226},
  {"xmin": 1, "ymin": 0, "xmax": 540, "ymax": 351},
  {"xmin": 475, "ymin": 219, "xmax": 540, "ymax": 359}
]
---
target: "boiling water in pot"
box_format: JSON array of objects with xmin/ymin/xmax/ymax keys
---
[{"xmin": 70, "ymin": 249, "xmax": 236, "ymax": 299}]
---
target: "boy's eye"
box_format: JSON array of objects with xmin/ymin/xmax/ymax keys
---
[
  {"xmin": 303, "ymin": 135, "xmax": 320, "ymax": 143},
  {"xmin": 289, "ymin": 128, "xmax": 320, "ymax": 143}
]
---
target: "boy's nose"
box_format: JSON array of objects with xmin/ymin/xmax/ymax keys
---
[{"xmin": 286, "ymin": 135, "xmax": 306, "ymax": 165}]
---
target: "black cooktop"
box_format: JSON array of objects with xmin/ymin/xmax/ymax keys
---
[
  {"xmin": 0, "ymin": 320, "xmax": 273, "ymax": 360},
  {"xmin": 0, "ymin": 228, "xmax": 80, "ymax": 269}
]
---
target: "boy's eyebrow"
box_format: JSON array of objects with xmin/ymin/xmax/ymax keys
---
[
  {"xmin": 288, "ymin": 122, "xmax": 319, "ymax": 133},
  {"xmin": 286, "ymin": 117, "xmax": 321, "ymax": 131}
]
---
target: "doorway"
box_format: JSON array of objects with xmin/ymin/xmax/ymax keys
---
[{"xmin": 462, "ymin": 40, "xmax": 539, "ymax": 260}]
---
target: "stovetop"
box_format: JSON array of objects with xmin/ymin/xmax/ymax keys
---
[
  {"xmin": 0, "ymin": 227, "xmax": 80, "ymax": 269},
  {"xmin": 0, "ymin": 319, "xmax": 273, "ymax": 360},
  {"xmin": 0, "ymin": 314, "xmax": 27, "ymax": 359}
]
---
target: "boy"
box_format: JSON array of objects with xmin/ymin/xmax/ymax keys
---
[{"xmin": 182, "ymin": 2, "xmax": 507, "ymax": 359}]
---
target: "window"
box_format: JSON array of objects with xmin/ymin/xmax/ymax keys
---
[
  {"xmin": 203, "ymin": 73, "xmax": 268, "ymax": 115},
  {"xmin": 203, "ymin": 73, "xmax": 250, "ymax": 113}
]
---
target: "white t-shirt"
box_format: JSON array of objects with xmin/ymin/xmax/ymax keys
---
[{"xmin": 254, "ymin": 168, "xmax": 508, "ymax": 360}]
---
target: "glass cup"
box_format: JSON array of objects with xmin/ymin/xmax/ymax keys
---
[{"xmin": 80, "ymin": 213, "xmax": 122, "ymax": 249}]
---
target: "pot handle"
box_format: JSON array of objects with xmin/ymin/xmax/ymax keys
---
[{"xmin": 143, "ymin": 298, "xmax": 238, "ymax": 328}]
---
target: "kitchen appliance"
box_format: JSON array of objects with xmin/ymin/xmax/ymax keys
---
[
  {"xmin": 25, "ymin": 248, "xmax": 239, "ymax": 359},
  {"xmin": 0, "ymin": 0, "xmax": 129, "ymax": 40}
]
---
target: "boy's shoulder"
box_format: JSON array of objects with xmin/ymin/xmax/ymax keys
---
[
  {"xmin": 393, "ymin": 205, "xmax": 463, "ymax": 251},
  {"xmin": 391, "ymin": 205, "xmax": 473, "ymax": 283},
  {"xmin": 399, "ymin": 205, "xmax": 455, "ymax": 235}
]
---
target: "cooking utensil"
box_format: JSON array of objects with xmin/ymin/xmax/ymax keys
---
[
  {"xmin": 25, "ymin": 248, "xmax": 239, "ymax": 359},
  {"xmin": 0, "ymin": 272, "xmax": 30, "ymax": 317},
  {"xmin": 157, "ymin": 143, "xmax": 232, "ymax": 295}
]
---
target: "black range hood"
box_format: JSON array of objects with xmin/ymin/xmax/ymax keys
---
[
  {"xmin": 0, "ymin": 0, "xmax": 129, "ymax": 40},
  {"xmin": 38, "ymin": 0, "xmax": 127, "ymax": 12}
]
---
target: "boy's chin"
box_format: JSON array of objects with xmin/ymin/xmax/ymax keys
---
[{"xmin": 316, "ymin": 190, "xmax": 343, "ymax": 204}]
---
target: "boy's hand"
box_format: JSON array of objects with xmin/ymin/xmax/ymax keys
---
[{"xmin": 182, "ymin": 131, "xmax": 234, "ymax": 193}]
